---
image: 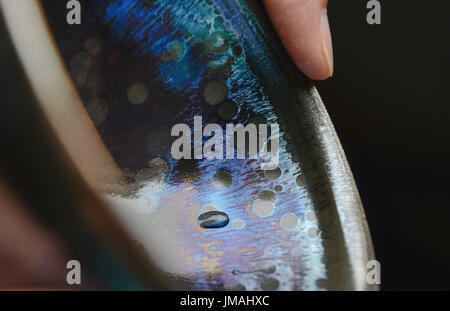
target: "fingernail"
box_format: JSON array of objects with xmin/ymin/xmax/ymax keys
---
[{"xmin": 320, "ymin": 10, "xmax": 334, "ymax": 78}]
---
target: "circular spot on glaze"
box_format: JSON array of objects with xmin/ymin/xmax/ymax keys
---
[
  {"xmin": 213, "ymin": 16, "xmax": 224, "ymax": 28},
  {"xmin": 232, "ymin": 220, "xmax": 245, "ymax": 229},
  {"xmin": 261, "ymin": 264, "xmax": 276, "ymax": 274},
  {"xmin": 266, "ymin": 167, "xmax": 282, "ymax": 180},
  {"xmin": 69, "ymin": 52, "xmax": 92, "ymax": 87},
  {"xmin": 70, "ymin": 51, "xmax": 92, "ymax": 69},
  {"xmin": 206, "ymin": 32, "xmax": 229, "ymax": 54},
  {"xmin": 84, "ymin": 38, "xmax": 101, "ymax": 56},
  {"xmin": 258, "ymin": 190, "xmax": 277, "ymax": 203},
  {"xmin": 274, "ymin": 185, "xmax": 283, "ymax": 192},
  {"xmin": 260, "ymin": 277, "xmax": 280, "ymax": 291},
  {"xmin": 70, "ymin": 68, "xmax": 88, "ymax": 87},
  {"xmin": 168, "ymin": 41, "xmax": 185, "ymax": 61},
  {"xmin": 308, "ymin": 227, "xmax": 319, "ymax": 238},
  {"xmin": 127, "ymin": 83, "xmax": 148, "ymax": 105},
  {"xmin": 291, "ymin": 246, "xmax": 302, "ymax": 257},
  {"xmin": 252, "ymin": 199, "xmax": 274, "ymax": 217},
  {"xmin": 296, "ymin": 174, "xmax": 307, "ymax": 187},
  {"xmin": 232, "ymin": 45, "xmax": 243, "ymax": 57},
  {"xmin": 86, "ymin": 98, "xmax": 108, "ymax": 126},
  {"xmin": 217, "ymin": 101, "xmax": 238, "ymax": 120},
  {"xmin": 204, "ymin": 80, "xmax": 227, "ymax": 106},
  {"xmin": 213, "ymin": 169, "xmax": 232, "ymax": 189},
  {"xmin": 306, "ymin": 211, "xmax": 317, "ymax": 222},
  {"xmin": 280, "ymin": 213, "xmax": 299, "ymax": 231},
  {"xmin": 226, "ymin": 283, "xmax": 246, "ymax": 291}
]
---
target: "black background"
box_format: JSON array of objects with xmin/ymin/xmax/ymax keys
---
[{"xmin": 317, "ymin": 1, "xmax": 450, "ymax": 290}]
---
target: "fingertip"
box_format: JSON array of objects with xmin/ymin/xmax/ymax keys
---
[
  {"xmin": 319, "ymin": 9, "xmax": 334, "ymax": 79},
  {"xmin": 301, "ymin": 10, "xmax": 333, "ymax": 80},
  {"xmin": 264, "ymin": 0, "xmax": 334, "ymax": 80}
]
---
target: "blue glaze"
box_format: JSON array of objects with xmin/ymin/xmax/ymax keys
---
[
  {"xmin": 50, "ymin": 0, "xmax": 327, "ymax": 290},
  {"xmin": 104, "ymin": 0, "xmax": 325, "ymax": 291}
]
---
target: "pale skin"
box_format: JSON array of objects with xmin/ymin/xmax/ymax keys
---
[
  {"xmin": 0, "ymin": 0, "xmax": 333, "ymax": 287},
  {"xmin": 264, "ymin": 0, "xmax": 333, "ymax": 80}
]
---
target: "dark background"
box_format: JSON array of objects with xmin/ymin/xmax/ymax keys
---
[{"xmin": 317, "ymin": 1, "xmax": 450, "ymax": 290}]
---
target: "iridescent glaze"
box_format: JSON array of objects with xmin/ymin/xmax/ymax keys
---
[{"xmin": 41, "ymin": 0, "xmax": 376, "ymax": 290}]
